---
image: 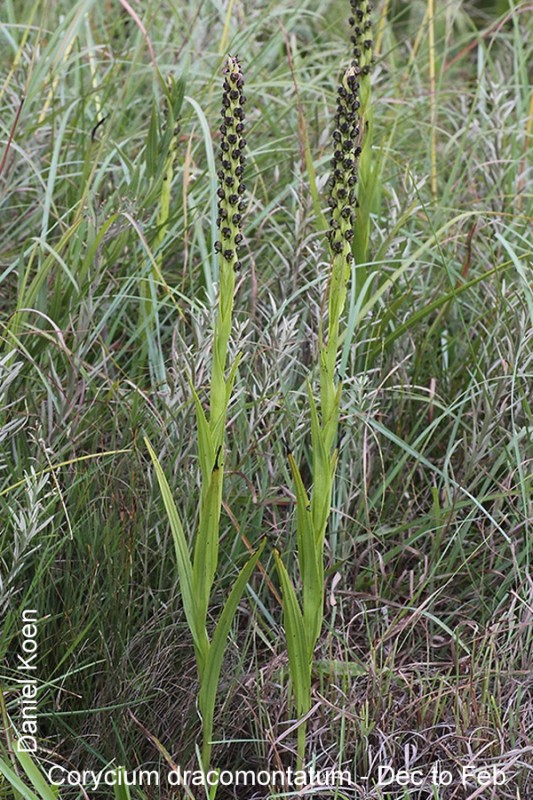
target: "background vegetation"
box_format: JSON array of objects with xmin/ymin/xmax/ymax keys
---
[{"xmin": 1, "ymin": 0, "xmax": 531, "ymax": 798}]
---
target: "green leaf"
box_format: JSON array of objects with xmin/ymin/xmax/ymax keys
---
[
  {"xmin": 169, "ymin": 75, "xmax": 187, "ymax": 118},
  {"xmin": 146, "ymin": 101, "xmax": 158, "ymax": 180},
  {"xmin": 112, "ymin": 768, "xmax": 132, "ymax": 800},
  {"xmin": 189, "ymin": 380, "xmax": 214, "ymax": 483},
  {"xmin": 273, "ymin": 549, "xmax": 312, "ymax": 715},
  {"xmin": 308, "ymin": 386, "xmax": 334, "ymax": 544},
  {"xmin": 198, "ymin": 540, "xmax": 266, "ymax": 766},
  {"xmin": 193, "ymin": 456, "xmax": 223, "ymax": 631},
  {"xmin": 144, "ymin": 437, "xmax": 208, "ymax": 667},
  {"xmin": 287, "ymin": 451, "xmax": 322, "ymax": 650},
  {"xmin": 0, "ymin": 754, "xmax": 42, "ymax": 800},
  {"xmin": 13, "ymin": 749, "xmax": 59, "ymax": 800}
]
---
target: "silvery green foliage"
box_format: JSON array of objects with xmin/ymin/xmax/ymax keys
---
[
  {"xmin": 0, "ymin": 468, "xmax": 53, "ymax": 613},
  {"xmin": 0, "ymin": 468, "xmax": 54, "ymax": 614},
  {"xmin": 0, "ymin": 351, "xmax": 24, "ymax": 473},
  {"xmin": 0, "ymin": 352, "xmax": 54, "ymax": 612}
]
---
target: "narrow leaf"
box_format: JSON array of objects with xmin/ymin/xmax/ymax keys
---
[
  {"xmin": 145, "ymin": 437, "xmax": 208, "ymax": 665},
  {"xmin": 273, "ymin": 549, "xmax": 312, "ymax": 717},
  {"xmin": 189, "ymin": 380, "xmax": 214, "ymax": 483},
  {"xmin": 308, "ymin": 386, "xmax": 333, "ymax": 544},
  {"xmin": 0, "ymin": 754, "xmax": 41, "ymax": 800},
  {"xmin": 193, "ymin": 456, "xmax": 223, "ymax": 630},
  {"xmin": 112, "ymin": 769, "xmax": 132, "ymax": 800},
  {"xmin": 287, "ymin": 451, "xmax": 322, "ymax": 647},
  {"xmin": 14, "ymin": 748, "xmax": 59, "ymax": 800},
  {"xmin": 146, "ymin": 101, "xmax": 158, "ymax": 179},
  {"xmin": 199, "ymin": 540, "xmax": 266, "ymax": 763}
]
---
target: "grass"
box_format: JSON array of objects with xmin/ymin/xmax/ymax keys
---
[{"xmin": 0, "ymin": 0, "xmax": 532, "ymax": 798}]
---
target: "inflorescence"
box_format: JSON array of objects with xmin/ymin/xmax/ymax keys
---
[
  {"xmin": 326, "ymin": 1, "xmax": 374, "ymax": 263},
  {"xmin": 326, "ymin": 66, "xmax": 361, "ymax": 264},
  {"xmin": 349, "ymin": 0, "xmax": 374, "ymax": 76},
  {"xmin": 214, "ymin": 56, "xmax": 246, "ymax": 273}
]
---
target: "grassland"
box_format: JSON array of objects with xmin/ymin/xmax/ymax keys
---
[{"xmin": 0, "ymin": 1, "xmax": 532, "ymax": 798}]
